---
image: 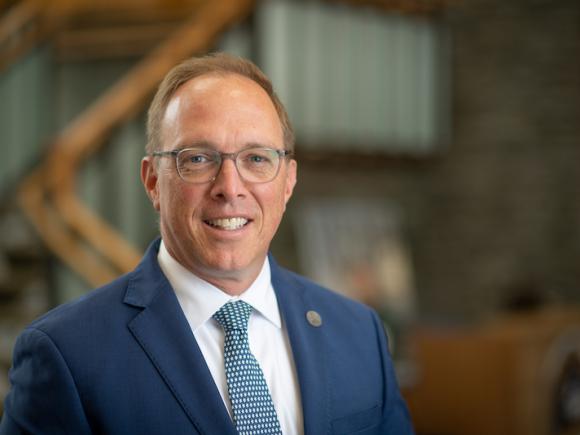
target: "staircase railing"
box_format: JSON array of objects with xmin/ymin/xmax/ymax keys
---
[
  {"xmin": 0, "ymin": 0, "xmax": 73, "ymax": 72},
  {"xmin": 17, "ymin": 0, "xmax": 256, "ymax": 287}
]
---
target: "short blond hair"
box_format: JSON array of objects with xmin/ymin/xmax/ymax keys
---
[{"xmin": 146, "ymin": 53, "xmax": 295, "ymax": 154}]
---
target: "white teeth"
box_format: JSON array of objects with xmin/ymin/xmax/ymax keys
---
[{"xmin": 206, "ymin": 217, "xmax": 248, "ymax": 231}]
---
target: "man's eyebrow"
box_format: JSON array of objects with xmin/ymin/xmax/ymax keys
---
[
  {"xmin": 243, "ymin": 142, "xmax": 277, "ymax": 150},
  {"xmin": 175, "ymin": 140, "xmax": 216, "ymax": 150},
  {"xmin": 175, "ymin": 141, "xmax": 278, "ymax": 150}
]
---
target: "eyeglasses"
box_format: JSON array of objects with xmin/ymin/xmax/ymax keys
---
[{"xmin": 151, "ymin": 146, "xmax": 293, "ymax": 184}]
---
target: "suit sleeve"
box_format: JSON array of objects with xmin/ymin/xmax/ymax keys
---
[
  {"xmin": 371, "ymin": 310, "xmax": 415, "ymax": 434},
  {"xmin": 0, "ymin": 327, "xmax": 91, "ymax": 435}
]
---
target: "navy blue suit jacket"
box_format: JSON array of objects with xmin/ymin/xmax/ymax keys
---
[{"xmin": 1, "ymin": 239, "xmax": 413, "ymax": 434}]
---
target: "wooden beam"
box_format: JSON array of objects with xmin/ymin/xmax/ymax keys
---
[
  {"xmin": 326, "ymin": 0, "xmax": 452, "ymax": 15},
  {"xmin": 49, "ymin": 0, "xmax": 256, "ymax": 171},
  {"xmin": 18, "ymin": 167, "xmax": 120, "ymax": 287},
  {"xmin": 54, "ymin": 22, "xmax": 181, "ymax": 60},
  {"xmin": 0, "ymin": 0, "xmax": 39, "ymax": 45}
]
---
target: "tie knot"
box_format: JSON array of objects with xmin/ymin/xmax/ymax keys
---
[{"xmin": 213, "ymin": 300, "xmax": 253, "ymax": 332}]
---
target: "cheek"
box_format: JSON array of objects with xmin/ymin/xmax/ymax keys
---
[
  {"xmin": 160, "ymin": 181, "xmax": 202, "ymax": 219},
  {"xmin": 259, "ymin": 187, "xmax": 288, "ymax": 228}
]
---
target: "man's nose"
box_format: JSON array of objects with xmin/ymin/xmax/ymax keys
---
[{"xmin": 209, "ymin": 158, "xmax": 247, "ymax": 200}]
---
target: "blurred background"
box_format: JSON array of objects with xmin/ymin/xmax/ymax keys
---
[{"xmin": 0, "ymin": 0, "xmax": 579, "ymax": 433}]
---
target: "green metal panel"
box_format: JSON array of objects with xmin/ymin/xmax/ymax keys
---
[
  {"xmin": 256, "ymin": 0, "xmax": 447, "ymax": 153},
  {"xmin": 55, "ymin": 59, "xmax": 134, "ymax": 128},
  {"xmin": 0, "ymin": 47, "xmax": 54, "ymax": 189}
]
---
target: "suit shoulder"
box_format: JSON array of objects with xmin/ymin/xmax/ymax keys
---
[{"xmin": 27, "ymin": 272, "xmax": 133, "ymax": 336}]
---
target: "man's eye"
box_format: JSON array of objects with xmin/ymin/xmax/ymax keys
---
[
  {"xmin": 180, "ymin": 152, "xmax": 214, "ymax": 165},
  {"xmin": 244, "ymin": 153, "xmax": 274, "ymax": 165},
  {"xmin": 189, "ymin": 155, "xmax": 209, "ymax": 163},
  {"xmin": 248, "ymin": 155, "xmax": 266, "ymax": 163}
]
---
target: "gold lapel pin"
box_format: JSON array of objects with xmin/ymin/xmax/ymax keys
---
[{"xmin": 306, "ymin": 310, "xmax": 322, "ymax": 327}]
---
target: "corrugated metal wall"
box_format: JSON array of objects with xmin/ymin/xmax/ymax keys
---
[
  {"xmin": 0, "ymin": 48, "xmax": 54, "ymax": 192},
  {"xmin": 257, "ymin": 0, "xmax": 449, "ymax": 153}
]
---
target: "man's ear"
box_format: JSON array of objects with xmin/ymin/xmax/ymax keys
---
[
  {"xmin": 141, "ymin": 156, "xmax": 160, "ymax": 211},
  {"xmin": 284, "ymin": 159, "xmax": 297, "ymax": 206}
]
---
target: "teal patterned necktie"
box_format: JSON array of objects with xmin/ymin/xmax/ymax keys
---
[{"xmin": 213, "ymin": 300, "xmax": 283, "ymax": 435}]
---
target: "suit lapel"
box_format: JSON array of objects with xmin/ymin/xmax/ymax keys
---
[
  {"xmin": 124, "ymin": 240, "xmax": 237, "ymax": 435},
  {"xmin": 271, "ymin": 256, "xmax": 331, "ymax": 435}
]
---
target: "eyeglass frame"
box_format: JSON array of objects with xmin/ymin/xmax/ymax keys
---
[{"xmin": 150, "ymin": 146, "xmax": 294, "ymax": 184}]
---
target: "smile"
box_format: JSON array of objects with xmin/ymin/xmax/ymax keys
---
[{"xmin": 204, "ymin": 217, "xmax": 249, "ymax": 231}]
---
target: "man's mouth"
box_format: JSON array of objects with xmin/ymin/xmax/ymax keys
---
[{"xmin": 204, "ymin": 217, "xmax": 249, "ymax": 231}]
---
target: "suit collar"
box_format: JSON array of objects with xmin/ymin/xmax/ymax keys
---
[
  {"xmin": 270, "ymin": 254, "xmax": 331, "ymax": 435},
  {"xmin": 123, "ymin": 239, "xmax": 165, "ymax": 308},
  {"xmin": 124, "ymin": 239, "xmax": 237, "ymax": 435},
  {"xmin": 157, "ymin": 240, "xmax": 282, "ymax": 331}
]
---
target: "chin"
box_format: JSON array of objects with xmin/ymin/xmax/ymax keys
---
[{"xmin": 204, "ymin": 251, "xmax": 253, "ymax": 274}]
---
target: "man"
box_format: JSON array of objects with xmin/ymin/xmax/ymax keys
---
[{"xmin": 0, "ymin": 53, "xmax": 413, "ymax": 434}]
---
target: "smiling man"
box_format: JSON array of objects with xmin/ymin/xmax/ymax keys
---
[
  {"xmin": 143, "ymin": 71, "xmax": 296, "ymax": 295},
  {"xmin": 0, "ymin": 54, "xmax": 413, "ymax": 435}
]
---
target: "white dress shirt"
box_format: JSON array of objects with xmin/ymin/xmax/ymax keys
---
[{"xmin": 157, "ymin": 241, "xmax": 303, "ymax": 435}]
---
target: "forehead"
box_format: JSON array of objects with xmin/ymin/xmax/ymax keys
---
[
  {"xmin": 164, "ymin": 73, "xmax": 274, "ymax": 121},
  {"xmin": 160, "ymin": 73, "xmax": 283, "ymax": 149}
]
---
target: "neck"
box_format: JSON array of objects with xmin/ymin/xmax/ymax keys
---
[
  {"xmin": 202, "ymin": 273, "xmax": 257, "ymax": 296},
  {"xmin": 161, "ymin": 242, "xmax": 266, "ymax": 296},
  {"xmin": 190, "ymin": 258, "xmax": 266, "ymax": 296}
]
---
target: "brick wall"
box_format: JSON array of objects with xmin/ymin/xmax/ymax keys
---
[{"xmin": 281, "ymin": 0, "xmax": 580, "ymax": 323}]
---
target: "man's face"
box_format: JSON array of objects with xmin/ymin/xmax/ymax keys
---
[{"xmin": 141, "ymin": 73, "xmax": 296, "ymax": 292}]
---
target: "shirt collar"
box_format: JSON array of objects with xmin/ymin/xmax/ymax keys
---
[{"xmin": 157, "ymin": 240, "xmax": 281, "ymax": 331}]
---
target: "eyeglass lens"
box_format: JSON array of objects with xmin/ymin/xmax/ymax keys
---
[{"xmin": 176, "ymin": 148, "xmax": 282, "ymax": 183}]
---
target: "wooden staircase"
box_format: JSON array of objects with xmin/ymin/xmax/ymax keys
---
[
  {"xmin": 5, "ymin": 0, "xmax": 255, "ymax": 288},
  {"xmin": 0, "ymin": 0, "xmax": 255, "ymax": 411}
]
